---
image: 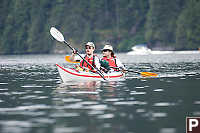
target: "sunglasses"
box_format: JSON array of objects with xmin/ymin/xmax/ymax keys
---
[
  {"xmin": 102, "ymin": 49, "xmax": 110, "ymax": 52},
  {"xmin": 85, "ymin": 46, "xmax": 93, "ymax": 49}
]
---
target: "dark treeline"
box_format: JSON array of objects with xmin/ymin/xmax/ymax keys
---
[{"xmin": 0, "ymin": 0, "xmax": 200, "ymax": 54}]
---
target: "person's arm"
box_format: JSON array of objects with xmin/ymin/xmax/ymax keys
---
[
  {"xmin": 69, "ymin": 48, "xmax": 77, "ymax": 62},
  {"xmin": 116, "ymin": 58, "xmax": 125, "ymax": 69},
  {"xmin": 95, "ymin": 56, "xmax": 101, "ymax": 70}
]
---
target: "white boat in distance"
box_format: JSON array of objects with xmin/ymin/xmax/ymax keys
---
[
  {"xmin": 127, "ymin": 44, "xmax": 152, "ymax": 55},
  {"xmin": 127, "ymin": 44, "xmax": 200, "ymax": 55}
]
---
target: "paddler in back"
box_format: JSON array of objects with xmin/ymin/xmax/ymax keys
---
[
  {"xmin": 69, "ymin": 42, "xmax": 101, "ymax": 72},
  {"xmin": 100, "ymin": 44, "xmax": 125, "ymax": 73}
]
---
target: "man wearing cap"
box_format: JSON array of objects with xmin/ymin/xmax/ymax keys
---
[
  {"xmin": 101, "ymin": 44, "xmax": 125, "ymax": 72},
  {"xmin": 69, "ymin": 42, "xmax": 101, "ymax": 72}
]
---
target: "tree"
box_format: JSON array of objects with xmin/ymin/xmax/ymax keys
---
[
  {"xmin": 145, "ymin": 0, "xmax": 184, "ymax": 49},
  {"xmin": 176, "ymin": 0, "xmax": 200, "ymax": 50}
]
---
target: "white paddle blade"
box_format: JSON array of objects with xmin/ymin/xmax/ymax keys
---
[{"xmin": 50, "ymin": 27, "xmax": 65, "ymax": 42}]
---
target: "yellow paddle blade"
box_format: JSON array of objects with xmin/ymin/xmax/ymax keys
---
[
  {"xmin": 140, "ymin": 72, "xmax": 158, "ymax": 77},
  {"xmin": 65, "ymin": 56, "xmax": 80, "ymax": 63}
]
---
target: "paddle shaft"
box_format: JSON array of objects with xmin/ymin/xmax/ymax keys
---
[
  {"xmin": 124, "ymin": 70, "xmax": 140, "ymax": 74},
  {"xmin": 110, "ymin": 67, "xmax": 140, "ymax": 73},
  {"xmin": 110, "ymin": 66, "xmax": 158, "ymax": 76},
  {"xmin": 63, "ymin": 41, "xmax": 106, "ymax": 80}
]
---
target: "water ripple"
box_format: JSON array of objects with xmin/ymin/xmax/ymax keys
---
[
  {"xmin": 86, "ymin": 105, "xmax": 108, "ymax": 111},
  {"xmin": 0, "ymin": 104, "xmax": 51, "ymax": 112},
  {"xmin": 130, "ymin": 91, "xmax": 147, "ymax": 95},
  {"xmin": 0, "ymin": 120, "xmax": 32, "ymax": 128},
  {"xmin": 0, "ymin": 83, "xmax": 8, "ymax": 85},
  {"xmin": 114, "ymin": 101, "xmax": 147, "ymax": 105},
  {"xmin": 53, "ymin": 127, "xmax": 85, "ymax": 133},
  {"xmin": 50, "ymin": 112, "xmax": 80, "ymax": 118},
  {"xmin": 97, "ymin": 113, "xmax": 114, "ymax": 119},
  {"xmin": 159, "ymin": 128, "xmax": 176, "ymax": 133},
  {"xmin": 153, "ymin": 102, "xmax": 176, "ymax": 107}
]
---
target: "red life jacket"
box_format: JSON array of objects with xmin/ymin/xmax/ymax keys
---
[
  {"xmin": 80, "ymin": 55, "xmax": 96, "ymax": 71},
  {"xmin": 101, "ymin": 56, "xmax": 118, "ymax": 70}
]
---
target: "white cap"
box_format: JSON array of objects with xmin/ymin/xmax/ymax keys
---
[
  {"xmin": 102, "ymin": 44, "xmax": 113, "ymax": 51},
  {"xmin": 85, "ymin": 42, "xmax": 95, "ymax": 49}
]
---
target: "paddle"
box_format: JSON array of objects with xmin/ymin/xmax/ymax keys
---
[
  {"xmin": 65, "ymin": 56, "xmax": 80, "ymax": 63},
  {"xmin": 110, "ymin": 67, "xmax": 158, "ymax": 77},
  {"xmin": 50, "ymin": 27, "xmax": 106, "ymax": 80},
  {"xmin": 125, "ymin": 70, "xmax": 158, "ymax": 77}
]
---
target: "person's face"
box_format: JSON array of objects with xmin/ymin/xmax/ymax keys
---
[
  {"xmin": 102, "ymin": 49, "xmax": 112, "ymax": 57},
  {"xmin": 85, "ymin": 45, "xmax": 94, "ymax": 55}
]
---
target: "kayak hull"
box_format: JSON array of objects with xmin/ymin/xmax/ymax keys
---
[{"xmin": 56, "ymin": 64, "xmax": 125, "ymax": 82}]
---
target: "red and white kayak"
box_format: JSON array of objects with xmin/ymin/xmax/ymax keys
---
[{"xmin": 56, "ymin": 64, "xmax": 125, "ymax": 82}]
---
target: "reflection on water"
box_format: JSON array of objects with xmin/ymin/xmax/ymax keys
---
[{"xmin": 0, "ymin": 54, "xmax": 200, "ymax": 133}]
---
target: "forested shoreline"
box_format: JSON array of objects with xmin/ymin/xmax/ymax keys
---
[{"xmin": 0, "ymin": 0, "xmax": 200, "ymax": 54}]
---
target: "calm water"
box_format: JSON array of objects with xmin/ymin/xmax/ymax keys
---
[{"xmin": 0, "ymin": 53, "xmax": 200, "ymax": 133}]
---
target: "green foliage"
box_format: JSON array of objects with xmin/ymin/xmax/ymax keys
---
[
  {"xmin": 176, "ymin": 0, "xmax": 200, "ymax": 50},
  {"xmin": 0, "ymin": 0, "xmax": 199, "ymax": 54},
  {"xmin": 117, "ymin": 30, "xmax": 146, "ymax": 52},
  {"xmin": 145, "ymin": 0, "xmax": 185, "ymax": 48}
]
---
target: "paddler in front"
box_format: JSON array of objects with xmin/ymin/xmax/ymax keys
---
[
  {"xmin": 100, "ymin": 44, "xmax": 125, "ymax": 73},
  {"xmin": 69, "ymin": 42, "xmax": 101, "ymax": 72}
]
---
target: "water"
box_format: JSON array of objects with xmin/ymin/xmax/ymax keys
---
[{"xmin": 0, "ymin": 53, "xmax": 200, "ymax": 133}]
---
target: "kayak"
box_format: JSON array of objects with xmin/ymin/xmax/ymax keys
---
[{"xmin": 56, "ymin": 64, "xmax": 125, "ymax": 82}]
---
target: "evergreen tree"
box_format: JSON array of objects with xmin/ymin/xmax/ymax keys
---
[
  {"xmin": 176, "ymin": 0, "xmax": 200, "ymax": 50},
  {"xmin": 145, "ymin": 0, "xmax": 184, "ymax": 49}
]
